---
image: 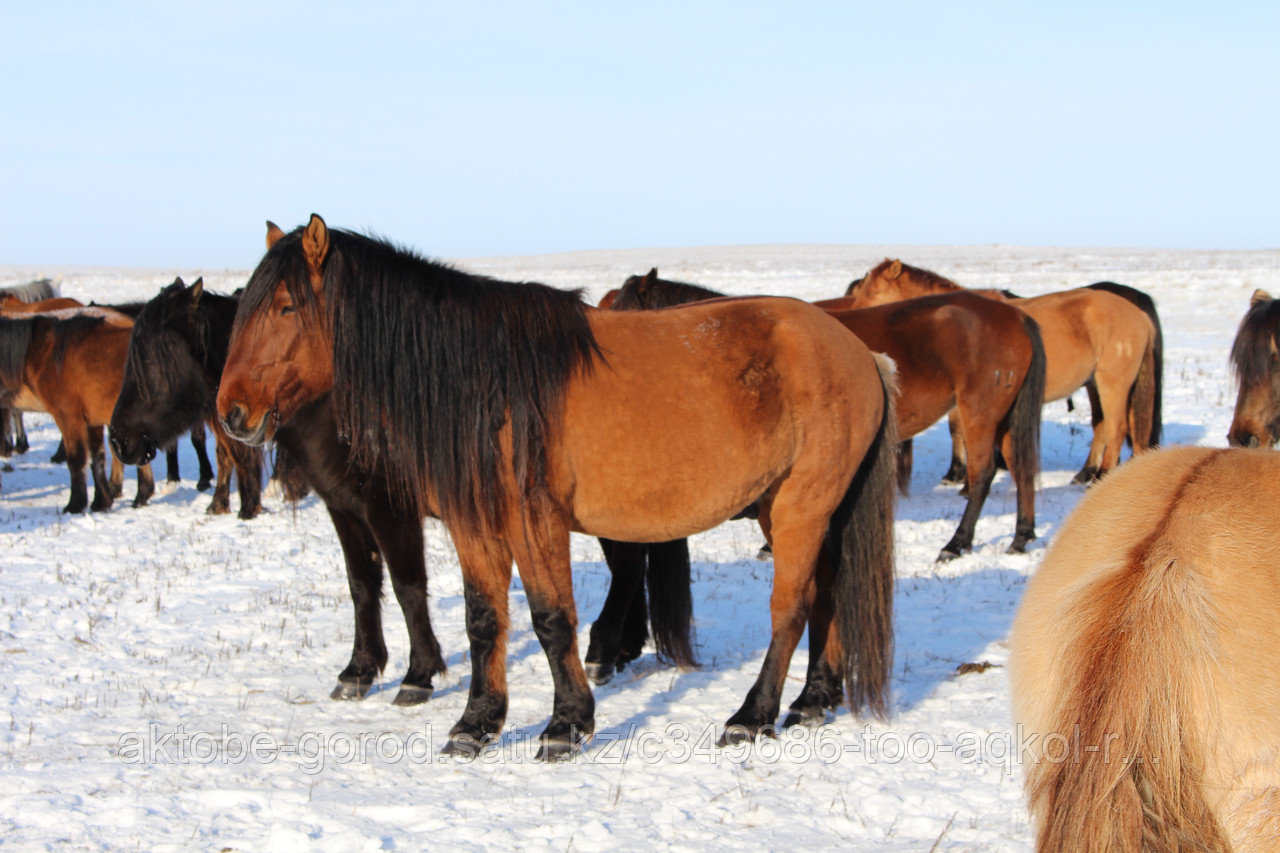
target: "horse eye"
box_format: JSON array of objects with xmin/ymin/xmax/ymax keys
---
[{"xmin": 280, "ymin": 304, "xmax": 296, "ymax": 316}]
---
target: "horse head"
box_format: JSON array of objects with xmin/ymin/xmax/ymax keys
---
[
  {"xmin": 1228, "ymin": 289, "xmax": 1280, "ymax": 448},
  {"xmin": 217, "ymin": 215, "xmax": 335, "ymax": 446}
]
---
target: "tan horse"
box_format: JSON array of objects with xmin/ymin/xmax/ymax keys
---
[
  {"xmin": 1010, "ymin": 446, "xmax": 1280, "ymax": 851},
  {"xmin": 845, "ymin": 259, "xmax": 1161, "ymax": 483},
  {"xmin": 216, "ymin": 215, "xmax": 899, "ymax": 759}
]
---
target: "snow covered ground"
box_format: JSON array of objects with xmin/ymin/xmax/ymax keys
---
[{"xmin": 0, "ymin": 244, "xmax": 1276, "ymax": 850}]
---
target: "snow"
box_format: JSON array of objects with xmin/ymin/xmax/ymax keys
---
[{"xmin": 1, "ymin": 245, "xmax": 1276, "ymax": 850}]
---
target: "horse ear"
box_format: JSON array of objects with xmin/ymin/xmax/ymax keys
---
[
  {"xmin": 1252, "ymin": 289, "xmax": 1273, "ymax": 307},
  {"xmin": 640, "ymin": 268, "xmax": 657, "ymax": 291},
  {"xmin": 887, "ymin": 260, "xmax": 902, "ymax": 279},
  {"xmin": 302, "ymin": 214, "xmax": 330, "ymax": 282},
  {"xmin": 266, "ymin": 221, "xmax": 286, "ymax": 249},
  {"xmin": 189, "ymin": 277, "xmax": 204, "ymax": 303}
]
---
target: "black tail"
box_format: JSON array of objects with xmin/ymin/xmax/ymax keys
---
[
  {"xmin": 1007, "ymin": 314, "xmax": 1045, "ymax": 484},
  {"xmin": 1087, "ymin": 282, "xmax": 1163, "ymax": 446},
  {"xmin": 832, "ymin": 356, "xmax": 898, "ymax": 718},
  {"xmin": 641, "ymin": 540, "xmax": 697, "ymax": 669}
]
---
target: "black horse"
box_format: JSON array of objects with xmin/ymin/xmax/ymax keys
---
[
  {"xmin": 100, "ymin": 297, "xmax": 215, "ymax": 490},
  {"xmin": 109, "ymin": 279, "xmax": 268, "ymax": 518}
]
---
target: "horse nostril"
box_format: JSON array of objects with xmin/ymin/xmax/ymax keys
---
[{"xmin": 222, "ymin": 403, "xmax": 248, "ymax": 434}]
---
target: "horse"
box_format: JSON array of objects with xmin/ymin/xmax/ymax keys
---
[
  {"xmin": 109, "ymin": 279, "xmax": 268, "ymax": 519},
  {"xmin": 100, "ymin": 298, "xmax": 215, "ymax": 490},
  {"xmin": 0, "ymin": 279, "xmax": 62, "ymax": 456},
  {"xmin": 0, "ymin": 307, "xmax": 155, "ymax": 512},
  {"xmin": 217, "ymin": 215, "xmax": 898, "ymax": 760},
  {"xmin": 616, "ymin": 269, "xmax": 1044, "ymax": 560},
  {"xmin": 1010, "ymin": 446, "xmax": 1280, "ymax": 851},
  {"xmin": 1229, "ymin": 289, "xmax": 1280, "ymax": 448},
  {"xmin": 844, "ymin": 259, "xmax": 1162, "ymax": 483}
]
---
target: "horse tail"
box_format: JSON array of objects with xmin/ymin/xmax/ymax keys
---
[
  {"xmin": 642, "ymin": 539, "xmax": 697, "ymax": 669},
  {"xmin": 1127, "ymin": 332, "xmax": 1158, "ymax": 454},
  {"xmin": 1088, "ymin": 282, "xmax": 1164, "ymax": 446},
  {"xmin": 832, "ymin": 353, "xmax": 898, "ymax": 718},
  {"xmin": 1007, "ymin": 313, "xmax": 1045, "ymax": 484},
  {"xmin": 1023, "ymin": 464, "xmax": 1231, "ymax": 850}
]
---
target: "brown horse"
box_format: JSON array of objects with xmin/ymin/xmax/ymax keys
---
[
  {"xmin": 1010, "ymin": 446, "xmax": 1280, "ymax": 851},
  {"xmin": 618, "ymin": 270, "xmax": 1045, "ymax": 559},
  {"xmin": 0, "ymin": 307, "xmax": 154, "ymax": 512},
  {"xmin": 1229, "ymin": 289, "xmax": 1280, "ymax": 448},
  {"xmin": 845, "ymin": 259, "xmax": 1162, "ymax": 483},
  {"xmin": 217, "ymin": 215, "xmax": 898, "ymax": 759}
]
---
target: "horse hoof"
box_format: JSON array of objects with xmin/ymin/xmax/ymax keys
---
[
  {"xmin": 535, "ymin": 739, "xmax": 581, "ymax": 762},
  {"xmin": 781, "ymin": 707, "xmax": 826, "ymax": 729},
  {"xmin": 89, "ymin": 499, "xmax": 112, "ymax": 513},
  {"xmin": 717, "ymin": 723, "xmax": 774, "ymax": 747},
  {"xmin": 63, "ymin": 502, "xmax": 87, "ymax": 515},
  {"xmin": 238, "ymin": 505, "xmax": 261, "ymax": 521},
  {"xmin": 442, "ymin": 733, "xmax": 491, "ymax": 758},
  {"xmin": 756, "ymin": 544, "xmax": 773, "ymax": 560},
  {"xmin": 584, "ymin": 661, "xmax": 615, "ymax": 686},
  {"xmin": 196, "ymin": 478, "xmax": 212, "ymax": 492},
  {"xmin": 1006, "ymin": 539, "xmax": 1031, "ymax": 554},
  {"xmin": 936, "ymin": 547, "xmax": 963, "ymax": 563},
  {"xmin": 206, "ymin": 501, "xmax": 231, "ymax": 516},
  {"xmin": 391, "ymin": 684, "xmax": 433, "ymax": 706},
  {"xmin": 330, "ymin": 680, "xmax": 372, "ymax": 701}
]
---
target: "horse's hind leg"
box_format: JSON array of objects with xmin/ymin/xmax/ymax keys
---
[
  {"xmin": 722, "ymin": 495, "xmax": 829, "ymax": 744},
  {"xmin": 89, "ymin": 427, "xmax": 116, "ymax": 512},
  {"xmin": 0, "ymin": 409, "xmax": 13, "ymax": 457},
  {"xmin": 942, "ymin": 410, "xmax": 968, "ymax": 485},
  {"xmin": 444, "ymin": 536, "xmax": 514, "ymax": 756},
  {"xmin": 1071, "ymin": 381, "xmax": 1105, "ymax": 483},
  {"xmin": 191, "ymin": 422, "xmax": 213, "ymax": 492},
  {"xmin": 938, "ymin": 414, "xmax": 998, "ymax": 561},
  {"xmin": 783, "ymin": 546, "xmax": 843, "ymax": 728},
  {"xmin": 326, "ymin": 507, "xmax": 387, "ymax": 700},
  {"xmin": 50, "ymin": 439, "xmax": 66, "ymax": 464},
  {"xmin": 585, "ymin": 538, "xmax": 647, "ymax": 685},
  {"xmin": 13, "ymin": 413, "xmax": 27, "ymax": 455},
  {"xmin": 132, "ymin": 461, "xmax": 155, "ymax": 507},
  {"xmin": 164, "ymin": 447, "xmax": 179, "ymax": 485},
  {"xmin": 364, "ymin": 502, "xmax": 445, "ymax": 706}
]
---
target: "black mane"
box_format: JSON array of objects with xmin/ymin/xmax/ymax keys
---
[
  {"xmin": 1231, "ymin": 296, "xmax": 1280, "ymax": 392},
  {"xmin": 125, "ymin": 280, "xmax": 238, "ymax": 411},
  {"xmin": 0, "ymin": 316, "xmax": 34, "ymax": 392},
  {"xmin": 613, "ymin": 272, "xmax": 725, "ymax": 310},
  {"xmin": 238, "ymin": 226, "xmax": 601, "ymax": 533}
]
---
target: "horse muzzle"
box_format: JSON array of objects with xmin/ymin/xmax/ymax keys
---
[
  {"xmin": 220, "ymin": 402, "xmax": 272, "ymax": 446},
  {"xmin": 108, "ymin": 430, "xmax": 156, "ymax": 466}
]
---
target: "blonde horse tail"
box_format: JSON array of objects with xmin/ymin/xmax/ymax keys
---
[{"xmin": 1023, "ymin": 453, "xmax": 1231, "ymax": 851}]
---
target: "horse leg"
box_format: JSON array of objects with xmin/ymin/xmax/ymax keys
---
[
  {"xmin": 722, "ymin": 494, "xmax": 828, "ymax": 744},
  {"xmin": 1091, "ymin": 374, "xmax": 1135, "ymax": 478},
  {"xmin": 938, "ymin": 415, "xmax": 998, "ymax": 561},
  {"xmin": 59, "ymin": 427, "xmax": 90, "ymax": 514},
  {"xmin": 782, "ymin": 546, "xmax": 843, "ymax": 727},
  {"xmin": 1001, "ymin": 428, "xmax": 1036, "ymax": 553},
  {"xmin": 164, "ymin": 447, "xmax": 180, "ymax": 485},
  {"xmin": 942, "ymin": 410, "xmax": 967, "ymax": 485},
  {"xmin": 13, "ymin": 413, "xmax": 27, "ymax": 455},
  {"xmin": 444, "ymin": 536, "xmax": 514, "ymax": 756},
  {"xmin": 191, "ymin": 422, "xmax": 214, "ymax": 492},
  {"xmin": 50, "ymin": 439, "xmax": 66, "ymax": 465},
  {"xmin": 509, "ymin": 517, "xmax": 594, "ymax": 761},
  {"xmin": 326, "ymin": 507, "xmax": 387, "ymax": 700},
  {"xmin": 363, "ymin": 503, "xmax": 446, "ymax": 706},
  {"xmin": 232, "ymin": 439, "xmax": 262, "ymax": 520},
  {"xmin": 207, "ymin": 427, "xmax": 234, "ymax": 515},
  {"xmin": 89, "ymin": 427, "xmax": 115, "ymax": 512},
  {"xmin": 896, "ymin": 439, "xmax": 913, "ymax": 496},
  {"xmin": 0, "ymin": 409, "xmax": 12, "ymax": 457},
  {"xmin": 585, "ymin": 538, "xmax": 647, "ymax": 685},
  {"xmin": 1072, "ymin": 381, "xmax": 1105, "ymax": 483},
  {"xmin": 132, "ymin": 462, "xmax": 155, "ymax": 508}
]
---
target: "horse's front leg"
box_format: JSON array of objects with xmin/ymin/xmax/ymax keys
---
[
  {"xmin": 207, "ymin": 425, "xmax": 235, "ymax": 515},
  {"xmin": 364, "ymin": 502, "xmax": 445, "ymax": 706},
  {"xmin": 191, "ymin": 422, "xmax": 214, "ymax": 491},
  {"xmin": 326, "ymin": 507, "xmax": 387, "ymax": 700},
  {"xmin": 57, "ymin": 425, "xmax": 90, "ymax": 514},
  {"xmin": 230, "ymin": 433, "xmax": 262, "ymax": 520},
  {"xmin": 89, "ymin": 426, "xmax": 115, "ymax": 511},
  {"xmin": 444, "ymin": 534, "xmax": 514, "ymax": 756}
]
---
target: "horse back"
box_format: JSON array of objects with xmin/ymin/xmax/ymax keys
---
[
  {"xmin": 25, "ymin": 314, "xmax": 134, "ymax": 424},
  {"xmin": 558, "ymin": 297, "xmax": 885, "ymax": 541}
]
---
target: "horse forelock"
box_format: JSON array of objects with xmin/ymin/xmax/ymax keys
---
[
  {"xmin": 257, "ymin": 226, "xmax": 602, "ymax": 533},
  {"xmin": 1231, "ymin": 296, "xmax": 1280, "ymax": 392}
]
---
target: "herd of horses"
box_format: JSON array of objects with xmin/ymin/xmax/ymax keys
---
[{"xmin": 4, "ymin": 217, "xmax": 1279, "ymax": 848}]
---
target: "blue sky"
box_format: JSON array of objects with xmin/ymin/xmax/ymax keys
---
[{"xmin": 2, "ymin": 2, "xmax": 1277, "ymax": 267}]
